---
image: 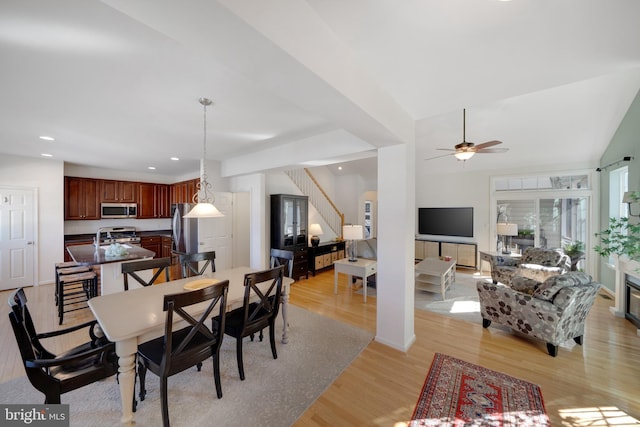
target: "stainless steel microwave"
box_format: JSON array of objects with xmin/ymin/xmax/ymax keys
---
[{"xmin": 101, "ymin": 203, "xmax": 137, "ymax": 219}]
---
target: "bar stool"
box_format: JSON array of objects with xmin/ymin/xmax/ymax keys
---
[
  {"xmin": 55, "ymin": 262, "xmax": 91, "ymax": 306},
  {"xmin": 56, "ymin": 267, "xmax": 97, "ymax": 325}
]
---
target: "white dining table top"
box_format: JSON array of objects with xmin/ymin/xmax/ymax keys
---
[{"xmin": 88, "ymin": 267, "xmax": 292, "ymax": 343}]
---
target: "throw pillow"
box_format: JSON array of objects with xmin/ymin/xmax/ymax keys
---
[{"xmin": 534, "ymin": 272, "xmax": 592, "ymax": 301}]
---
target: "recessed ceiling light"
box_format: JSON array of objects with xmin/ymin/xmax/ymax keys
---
[
  {"xmin": 338, "ymin": 166, "xmax": 343, "ymax": 171},
  {"xmin": 147, "ymin": 166, "xmax": 156, "ymax": 170},
  {"xmin": 170, "ymin": 157, "xmax": 179, "ymax": 161},
  {"xmin": 39, "ymin": 136, "xmax": 55, "ymax": 141},
  {"xmin": 41, "ymin": 153, "xmax": 53, "ymax": 157}
]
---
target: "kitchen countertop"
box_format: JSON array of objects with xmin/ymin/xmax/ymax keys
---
[{"xmin": 67, "ymin": 244, "xmax": 156, "ymax": 265}]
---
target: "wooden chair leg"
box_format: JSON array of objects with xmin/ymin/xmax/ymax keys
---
[
  {"xmin": 236, "ymin": 337, "xmax": 245, "ymax": 381},
  {"xmin": 269, "ymin": 324, "xmax": 277, "ymax": 359},
  {"xmin": 138, "ymin": 360, "xmax": 147, "ymax": 402},
  {"xmin": 213, "ymin": 355, "xmax": 223, "ymax": 399},
  {"xmin": 160, "ymin": 377, "xmax": 170, "ymax": 427}
]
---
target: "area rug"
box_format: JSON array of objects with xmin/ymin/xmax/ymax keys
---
[
  {"xmin": 357, "ymin": 271, "xmax": 486, "ymax": 323},
  {"xmin": 410, "ymin": 353, "xmax": 550, "ymax": 427},
  {"xmin": 0, "ymin": 305, "xmax": 373, "ymax": 427}
]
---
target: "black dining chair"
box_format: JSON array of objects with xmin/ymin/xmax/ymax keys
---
[
  {"xmin": 122, "ymin": 257, "xmax": 172, "ymax": 291},
  {"xmin": 178, "ymin": 251, "xmax": 216, "ymax": 278},
  {"xmin": 137, "ymin": 280, "xmax": 229, "ymax": 427},
  {"xmin": 270, "ymin": 248, "xmax": 294, "ymax": 278},
  {"xmin": 221, "ymin": 266, "xmax": 284, "ymax": 381},
  {"xmin": 7, "ymin": 288, "xmax": 119, "ymax": 404}
]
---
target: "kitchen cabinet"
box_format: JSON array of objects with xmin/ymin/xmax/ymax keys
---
[
  {"xmin": 101, "ymin": 180, "xmax": 137, "ymax": 203},
  {"xmin": 64, "ymin": 240, "xmax": 93, "ymax": 262},
  {"xmin": 140, "ymin": 236, "xmax": 162, "ymax": 258},
  {"xmin": 65, "ymin": 177, "xmax": 100, "ymax": 220},
  {"xmin": 138, "ymin": 183, "xmax": 171, "ymax": 219},
  {"xmin": 161, "ymin": 236, "xmax": 172, "ymax": 258},
  {"xmin": 170, "ymin": 178, "xmax": 199, "ymax": 204},
  {"xmin": 271, "ymin": 194, "xmax": 308, "ymax": 280}
]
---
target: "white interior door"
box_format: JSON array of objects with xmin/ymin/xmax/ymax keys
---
[
  {"xmin": 0, "ymin": 187, "xmax": 36, "ymax": 290},
  {"xmin": 198, "ymin": 192, "xmax": 233, "ymax": 270}
]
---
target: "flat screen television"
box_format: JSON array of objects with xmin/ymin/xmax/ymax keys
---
[{"xmin": 418, "ymin": 207, "xmax": 474, "ymax": 238}]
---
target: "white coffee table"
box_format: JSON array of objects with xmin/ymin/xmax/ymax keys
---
[
  {"xmin": 414, "ymin": 257, "xmax": 456, "ymax": 300},
  {"xmin": 333, "ymin": 257, "xmax": 377, "ymax": 303}
]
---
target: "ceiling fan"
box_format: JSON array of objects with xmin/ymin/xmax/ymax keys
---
[{"xmin": 425, "ymin": 109, "xmax": 508, "ymax": 161}]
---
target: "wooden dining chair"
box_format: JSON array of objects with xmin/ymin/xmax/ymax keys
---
[
  {"xmin": 122, "ymin": 257, "xmax": 171, "ymax": 291},
  {"xmin": 270, "ymin": 248, "xmax": 294, "ymax": 278},
  {"xmin": 221, "ymin": 266, "xmax": 284, "ymax": 381},
  {"xmin": 137, "ymin": 280, "xmax": 229, "ymax": 427},
  {"xmin": 7, "ymin": 288, "xmax": 119, "ymax": 404},
  {"xmin": 178, "ymin": 251, "xmax": 216, "ymax": 278}
]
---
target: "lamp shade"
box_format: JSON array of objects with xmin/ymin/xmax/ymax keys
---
[
  {"xmin": 309, "ymin": 223, "xmax": 324, "ymax": 236},
  {"xmin": 496, "ymin": 223, "xmax": 518, "ymax": 236},
  {"xmin": 622, "ymin": 191, "xmax": 633, "ymax": 203},
  {"xmin": 184, "ymin": 202, "xmax": 224, "ymax": 218},
  {"xmin": 343, "ymin": 225, "xmax": 364, "ymax": 241}
]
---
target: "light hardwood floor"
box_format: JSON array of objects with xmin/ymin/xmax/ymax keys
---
[{"xmin": 2, "ymin": 269, "xmax": 639, "ymax": 426}]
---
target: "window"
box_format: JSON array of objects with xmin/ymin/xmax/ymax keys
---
[{"xmin": 609, "ymin": 166, "xmax": 628, "ymax": 219}]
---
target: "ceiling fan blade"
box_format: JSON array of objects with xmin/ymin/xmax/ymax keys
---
[
  {"xmin": 474, "ymin": 140, "xmax": 502, "ymax": 150},
  {"xmin": 424, "ymin": 152, "xmax": 455, "ymax": 161},
  {"xmin": 476, "ymin": 148, "xmax": 509, "ymax": 154}
]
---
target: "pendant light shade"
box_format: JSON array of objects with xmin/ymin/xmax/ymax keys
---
[{"xmin": 184, "ymin": 97, "xmax": 224, "ymax": 218}]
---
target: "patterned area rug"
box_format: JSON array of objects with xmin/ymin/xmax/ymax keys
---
[{"xmin": 410, "ymin": 353, "xmax": 549, "ymax": 426}]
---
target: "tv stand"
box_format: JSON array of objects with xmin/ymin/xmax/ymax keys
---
[{"xmin": 414, "ymin": 239, "xmax": 477, "ymax": 269}]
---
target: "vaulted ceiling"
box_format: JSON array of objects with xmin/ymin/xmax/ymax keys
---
[{"xmin": 1, "ymin": 0, "xmax": 639, "ymax": 180}]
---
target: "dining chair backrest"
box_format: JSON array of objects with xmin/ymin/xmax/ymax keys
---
[
  {"xmin": 240, "ymin": 266, "xmax": 284, "ymax": 334},
  {"xmin": 179, "ymin": 251, "xmax": 216, "ymax": 278},
  {"xmin": 160, "ymin": 280, "xmax": 229, "ymax": 377},
  {"xmin": 122, "ymin": 257, "xmax": 172, "ymax": 291},
  {"xmin": 270, "ymin": 248, "xmax": 294, "ymax": 278}
]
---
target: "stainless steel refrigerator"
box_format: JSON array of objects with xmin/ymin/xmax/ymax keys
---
[{"xmin": 171, "ymin": 203, "xmax": 198, "ymax": 254}]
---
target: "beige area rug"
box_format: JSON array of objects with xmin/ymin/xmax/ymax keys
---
[
  {"xmin": 0, "ymin": 305, "xmax": 373, "ymax": 427},
  {"xmin": 357, "ymin": 271, "xmax": 489, "ymax": 323}
]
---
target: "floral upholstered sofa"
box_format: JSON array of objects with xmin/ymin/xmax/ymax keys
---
[
  {"xmin": 476, "ymin": 272, "xmax": 601, "ymax": 356},
  {"xmin": 491, "ymin": 247, "xmax": 571, "ymax": 286}
]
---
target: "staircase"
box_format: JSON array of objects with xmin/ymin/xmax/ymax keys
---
[{"xmin": 285, "ymin": 169, "xmax": 344, "ymax": 237}]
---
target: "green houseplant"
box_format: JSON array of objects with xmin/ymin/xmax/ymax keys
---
[{"xmin": 594, "ymin": 191, "xmax": 640, "ymax": 261}]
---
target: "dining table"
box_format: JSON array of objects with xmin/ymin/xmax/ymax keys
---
[{"xmin": 88, "ymin": 266, "xmax": 294, "ymax": 425}]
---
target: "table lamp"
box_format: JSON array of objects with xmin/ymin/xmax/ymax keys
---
[
  {"xmin": 496, "ymin": 223, "xmax": 518, "ymax": 254},
  {"xmin": 343, "ymin": 224, "xmax": 364, "ymax": 262},
  {"xmin": 309, "ymin": 223, "xmax": 324, "ymax": 247}
]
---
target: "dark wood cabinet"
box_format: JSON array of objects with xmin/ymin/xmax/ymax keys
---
[
  {"xmin": 161, "ymin": 236, "xmax": 172, "ymax": 258},
  {"xmin": 64, "ymin": 177, "xmax": 100, "ymax": 220},
  {"xmin": 138, "ymin": 183, "xmax": 171, "ymax": 219},
  {"xmin": 101, "ymin": 180, "xmax": 137, "ymax": 203},
  {"xmin": 270, "ymin": 194, "xmax": 308, "ymax": 280},
  {"xmin": 308, "ymin": 241, "xmax": 346, "ymax": 276},
  {"xmin": 170, "ymin": 178, "xmax": 199, "ymax": 204},
  {"xmin": 140, "ymin": 236, "xmax": 162, "ymax": 258}
]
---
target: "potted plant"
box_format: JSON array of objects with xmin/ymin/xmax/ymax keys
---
[
  {"xmin": 594, "ymin": 191, "xmax": 640, "ymax": 261},
  {"xmin": 563, "ymin": 240, "xmax": 585, "ymax": 270}
]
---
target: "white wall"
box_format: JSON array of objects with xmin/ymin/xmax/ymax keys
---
[{"xmin": 0, "ymin": 155, "xmax": 64, "ymax": 285}]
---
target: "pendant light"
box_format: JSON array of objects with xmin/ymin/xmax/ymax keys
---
[{"xmin": 184, "ymin": 98, "xmax": 224, "ymax": 218}]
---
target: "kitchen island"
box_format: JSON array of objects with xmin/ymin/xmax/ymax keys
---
[{"xmin": 67, "ymin": 244, "xmax": 156, "ymax": 295}]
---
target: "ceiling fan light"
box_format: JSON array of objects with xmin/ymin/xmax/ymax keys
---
[{"xmin": 454, "ymin": 151, "xmax": 475, "ymax": 161}]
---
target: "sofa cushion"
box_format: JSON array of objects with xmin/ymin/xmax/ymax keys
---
[
  {"xmin": 534, "ymin": 272, "xmax": 593, "ymax": 301},
  {"xmin": 510, "ymin": 276, "xmax": 541, "ymax": 295}
]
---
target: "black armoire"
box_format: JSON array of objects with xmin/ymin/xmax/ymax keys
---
[{"xmin": 270, "ymin": 194, "xmax": 309, "ymax": 280}]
